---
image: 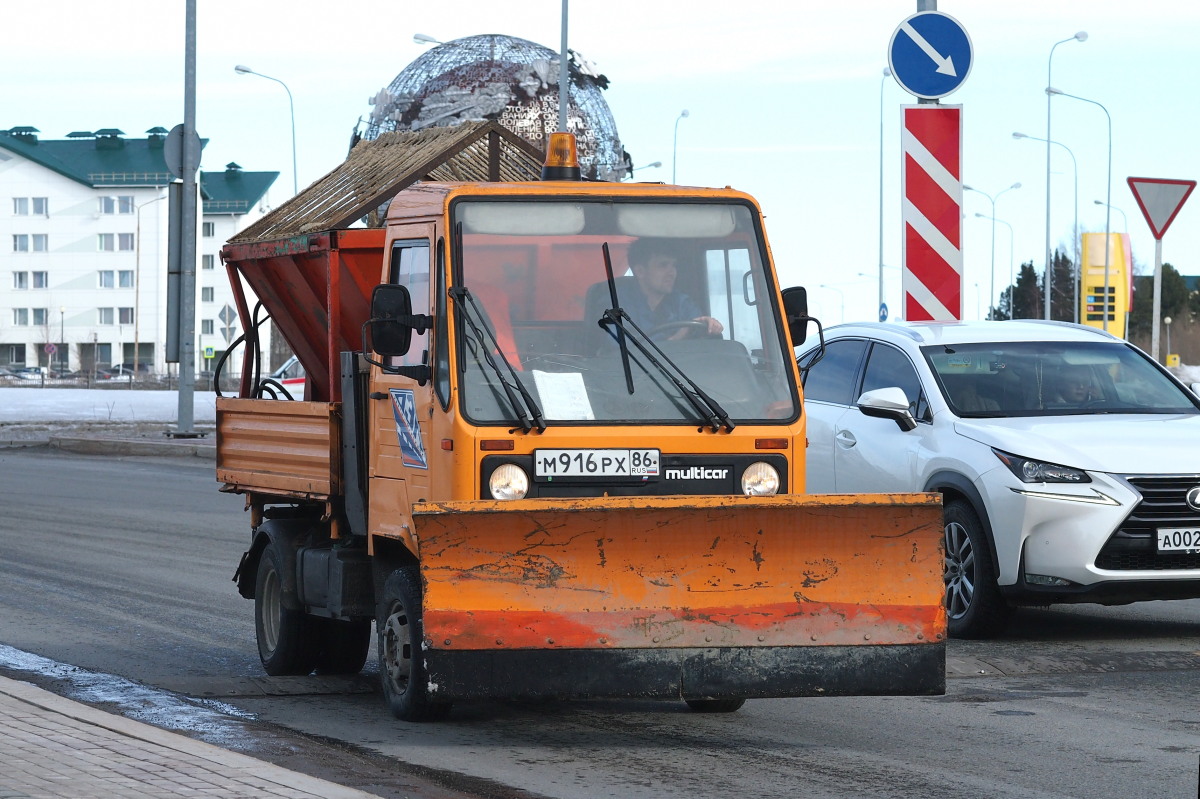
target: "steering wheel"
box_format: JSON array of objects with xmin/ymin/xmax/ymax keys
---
[{"xmin": 648, "ymin": 320, "xmax": 710, "ymax": 338}]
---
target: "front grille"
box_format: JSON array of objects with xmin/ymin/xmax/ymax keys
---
[{"xmin": 1095, "ymin": 475, "xmax": 1200, "ymax": 571}]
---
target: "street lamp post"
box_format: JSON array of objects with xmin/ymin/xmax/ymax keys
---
[
  {"xmin": 879, "ymin": 66, "xmax": 892, "ymax": 319},
  {"xmin": 1094, "ymin": 199, "xmax": 1127, "ymax": 232},
  {"xmin": 234, "ymin": 65, "xmax": 298, "ymax": 196},
  {"xmin": 1048, "ymin": 87, "xmax": 1112, "ymax": 332},
  {"xmin": 1044, "ymin": 31, "xmax": 1087, "ymax": 321},
  {"xmin": 975, "ymin": 214, "xmax": 1014, "ymax": 317},
  {"xmin": 59, "ymin": 306, "xmax": 65, "ymax": 373},
  {"xmin": 672, "ymin": 110, "xmax": 689, "ymax": 184},
  {"xmin": 1014, "ymin": 131, "xmax": 1079, "ymax": 322},
  {"xmin": 1165, "ymin": 316, "xmax": 1173, "ymax": 362},
  {"xmin": 964, "ymin": 182, "xmax": 1020, "ymax": 319},
  {"xmin": 631, "ymin": 161, "xmax": 662, "ymax": 176},
  {"xmin": 819, "ymin": 284, "xmax": 845, "ymax": 324}
]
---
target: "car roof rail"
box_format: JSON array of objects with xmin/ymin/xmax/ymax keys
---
[{"xmin": 1009, "ymin": 318, "xmax": 1119, "ymax": 339}]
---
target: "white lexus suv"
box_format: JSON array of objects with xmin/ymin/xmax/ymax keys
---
[{"xmin": 796, "ymin": 319, "xmax": 1200, "ymax": 638}]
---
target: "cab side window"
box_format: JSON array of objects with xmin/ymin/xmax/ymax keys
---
[
  {"xmin": 389, "ymin": 240, "xmax": 431, "ymax": 369},
  {"xmin": 861, "ymin": 343, "xmax": 929, "ymax": 421},
  {"xmin": 801, "ymin": 339, "xmax": 867, "ymax": 406}
]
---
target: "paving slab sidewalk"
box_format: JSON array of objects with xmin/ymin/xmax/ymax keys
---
[{"xmin": 0, "ymin": 675, "xmax": 382, "ymax": 799}]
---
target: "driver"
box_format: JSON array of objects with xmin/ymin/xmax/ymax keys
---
[
  {"xmin": 625, "ymin": 238, "xmax": 723, "ymax": 339},
  {"xmin": 1051, "ymin": 365, "xmax": 1094, "ymax": 407}
]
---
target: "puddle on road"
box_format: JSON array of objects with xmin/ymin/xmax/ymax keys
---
[{"xmin": 0, "ymin": 643, "xmax": 257, "ymax": 749}]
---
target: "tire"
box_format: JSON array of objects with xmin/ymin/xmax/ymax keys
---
[
  {"xmin": 685, "ymin": 698, "xmax": 746, "ymax": 713},
  {"xmin": 314, "ymin": 619, "xmax": 372, "ymax": 675},
  {"xmin": 943, "ymin": 499, "xmax": 1012, "ymax": 639},
  {"xmin": 255, "ymin": 541, "xmax": 319, "ymax": 675},
  {"xmin": 377, "ymin": 567, "xmax": 451, "ymax": 722}
]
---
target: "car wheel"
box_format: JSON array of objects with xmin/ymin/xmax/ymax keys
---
[
  {"xmin": 377, "ymin": 567, "xmax": 451, "ymax": 722},
  {"xmin": 943, "ymin": 499, "xmax": 1011, "ymax": 639},
  {"xmin": 255, "ymin": 541, "xmax": 319, "ymax": 675}
]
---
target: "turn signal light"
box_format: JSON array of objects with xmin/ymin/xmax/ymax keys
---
[{"xmin": 541, "ymin": 132, "xmax": 582, "ymax": 181}]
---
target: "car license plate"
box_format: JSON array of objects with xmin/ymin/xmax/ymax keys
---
[
  {"xmin": 1157, "ymin": 527, "xmax": 1200, "ymax": 553},
  {"xmin": 535, "ymin": 448, "xmax": 660, "ymax": 478}
]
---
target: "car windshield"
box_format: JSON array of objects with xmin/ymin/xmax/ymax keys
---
[
  {"xmin": 922, "ymin": 340, "xmax": 1199, "ymax": 417},
  {"xmin": 451, "ymin": 199, "xmax": 798, "ymax": 426}
]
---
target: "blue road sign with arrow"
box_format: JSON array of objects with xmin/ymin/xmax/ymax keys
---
[{"xmin": 888, "ymin": 11, "xmax": 972, "ymax": 100}]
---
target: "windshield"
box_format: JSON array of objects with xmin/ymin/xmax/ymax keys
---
[
  {"xmin": 922, "ymin": 340, "xmax": 1199, "ymax": 417},
  {"xmin": 452, "ymin": 199, "xmax": 797, "ymax": 425}
]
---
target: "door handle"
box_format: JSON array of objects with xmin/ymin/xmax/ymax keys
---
[{"xmin": 835, "ymin": 429, "xmax": 856, "ymax": 448}]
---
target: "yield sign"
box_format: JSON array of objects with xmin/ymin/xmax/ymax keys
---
[{"xmin": 1127, "ymin": 177, "xmax": 1196, "ymax": 240}]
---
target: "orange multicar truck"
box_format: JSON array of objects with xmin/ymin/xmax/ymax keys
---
[{"xmin": 216, "ymin": 123, "xmax": 945, "ymax": 721}]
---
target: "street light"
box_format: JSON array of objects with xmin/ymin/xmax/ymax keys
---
[
  {"xmin": 234, "ymin": 65, "xmax": 298, "ymax": 196},
  {"xmin": 1048, "ymin": 86, "xmax": 1112, "ymax": 332},
  {"xmin": 632, "ymin": 161, "xmax": 662, "ymax": 173},
  {"xmin": 1165, "ymin": 316, "xmax": 1173, "ymax": 361},
  {"xmin": 964, "ymin": 182, "xmax": 1020, "ymax": 319},
  {"xmin": 976, "ymin": 213, "xmax": 1015, "ymax": 317},
  {"xmin": 879, "ymin": 66, "xmax": 892, "ymax": 319},
  {"xmin": 1094, "ymin": 199, "xmax": 1127, "ymax": 232},
  {"xmin": 672, "ymin": 110, "xmax": 689, "ymax": 184},
  {"xmin": 1044, "ymin": 31, "xmax": 1087, "ymax": 322},
  {"xmin": 1015, "ymin": 131, "xmax": 1079, "ymax": 321},
  {"xmin": 412, "ymin": 33, "xmax": 442, "ymax": 45},
  {"xmin": 819, "ymin": 284, "xmax": 845, "ymax": 323}
]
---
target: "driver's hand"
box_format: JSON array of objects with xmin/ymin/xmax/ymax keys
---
[{"xmin": 695, "ymin": 316, "xmax": 724, "ymax": 335}]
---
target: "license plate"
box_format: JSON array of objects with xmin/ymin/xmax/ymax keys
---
[
  {"xmin": 1157, "ymin": 527, "xmax": 1200, "ymax": 553},
  {"xmin": 534, "ymin": 448, "xmax": 660, "ymax": 478}
]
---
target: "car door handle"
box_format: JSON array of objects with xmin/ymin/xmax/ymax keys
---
[{"xmin": 835, "ymin": 429, "xmax": 856, "ymax": 448}]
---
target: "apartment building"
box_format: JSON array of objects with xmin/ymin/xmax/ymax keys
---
[{"xmin": 0, "ymin": 126, "xmax": 277, "ymax": 375}]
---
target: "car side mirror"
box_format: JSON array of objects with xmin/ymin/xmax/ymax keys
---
[{"xmin": 857, "ymin": 386, "xmax": 918, "ymax": 432}]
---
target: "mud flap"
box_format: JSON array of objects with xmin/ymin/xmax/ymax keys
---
[{"xmin": 410, "ymin": 493, "xmax": 945, "ymax": 701}]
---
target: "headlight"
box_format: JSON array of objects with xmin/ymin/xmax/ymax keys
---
[
  {"xmin": 741, "ymin": 462, "xmax": 780, "ymax": 496},
  {"xmin": 488, "ymin": 464, "xmax": 529, "ymax": 500},
  {"xmin": 992, "ymin": 449, "xmax": 1090, "ymax": 484}
]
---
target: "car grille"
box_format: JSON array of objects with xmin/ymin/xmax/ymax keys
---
[{"xmin": 1096, "ymin": 475, "xmax": 1200, "ymax": 571}]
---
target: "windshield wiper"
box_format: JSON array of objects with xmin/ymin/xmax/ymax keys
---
[
  {"xmin": 595, "ymin": 243, "xmax": 734, "ymax": 433},
  {"xmin": 452, "ymin": 286, "xmax": 546, "ymax": 433}
]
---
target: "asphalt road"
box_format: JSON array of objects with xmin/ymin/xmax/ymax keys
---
[{"xmin": 1, "ymin": 447, "xmax": 1199, "ymax": 798}]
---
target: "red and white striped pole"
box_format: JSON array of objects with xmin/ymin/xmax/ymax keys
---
[{"xmin": 902, "ymin": 105, "xmax": 962, "ymax": 321}]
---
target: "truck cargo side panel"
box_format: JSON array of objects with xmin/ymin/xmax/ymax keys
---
[{"xmin": 216, "ymin": 398, "xmax": 341, "ymax": 498}]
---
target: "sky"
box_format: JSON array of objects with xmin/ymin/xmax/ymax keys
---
[{"xmin": 5, "ymin": 1, "xmax": 1200, "ymax": 326}]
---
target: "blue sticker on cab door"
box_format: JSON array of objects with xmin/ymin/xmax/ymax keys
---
[{"xmin": 389, "ymin": 388, "xmax": 428, "ymax": 469}]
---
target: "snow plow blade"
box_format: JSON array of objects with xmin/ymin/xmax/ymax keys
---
[{"xmin": 411, "ymin": 493, "xmax": 946, "ymax": 702}]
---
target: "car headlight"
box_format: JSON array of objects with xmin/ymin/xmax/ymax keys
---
[
  {"xmin": 741, "ymin": 462, "xmax": 780, "ymax": 496},
  {"xmin": 488, "ymin": 464, "xmax": 529, "ymax": 500},
  {"xmin": 992, "ymin": 449, "xmax": 1090, "ymax": 484}
]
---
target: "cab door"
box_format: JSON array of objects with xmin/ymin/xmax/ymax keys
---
[{"xmin": 368, "ymin": 228, "xmax": 438, "ymax": 546}]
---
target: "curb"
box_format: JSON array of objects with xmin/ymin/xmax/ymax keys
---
[{"xmin": 49, "ymin": 435, "xmax": 216, "ymax": 460}]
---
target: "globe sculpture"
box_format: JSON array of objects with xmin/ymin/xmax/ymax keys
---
[{"xmin": 359, "ymin": 34, "xmax": 629, "ymax": 181}]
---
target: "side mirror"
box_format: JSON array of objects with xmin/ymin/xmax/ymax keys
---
[
  {"xmin": 781, "ymin": 286, "xmax": 809, "ymax": 346},
  {"xmin": 857, "ymin": 386, "xmax": 918, "ymax": 432},
  {"xmin": 368, "ymin": 284, "xmax": 424, "ymax": 356}
]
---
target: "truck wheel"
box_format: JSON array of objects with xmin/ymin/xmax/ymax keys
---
[
  {"xmin": 377, "ymin": 567, "xmax": 451, "ymax": 722},
  {"xmin": 255, "ymin": 541, "xmax": 318, "ymax": 675},
  {"xmin": 314, "ymin": 619, "xmax": 372, "ymax": 675},
  {"xmin": 685, "ymin": 698, "xmax": 746, "ymax": 713},
  {"xmin": 943, "ymin": 499, "xmax": 1012, "ymax": 639}
]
